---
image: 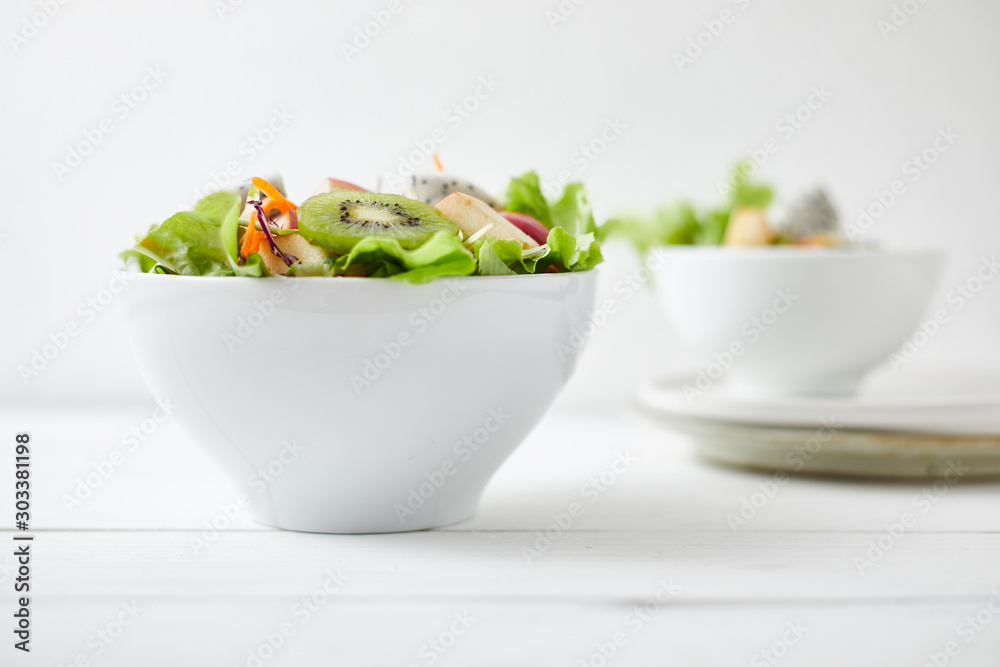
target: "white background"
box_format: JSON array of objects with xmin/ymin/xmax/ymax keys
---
[{"xmin": 2, "ymin": 0, "xmax": 998, "ymax": 405}]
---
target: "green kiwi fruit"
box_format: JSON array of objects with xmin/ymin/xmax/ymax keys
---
[{"xmin": 297, "ymin": 189, "xmax": 457, "ymax": 254}]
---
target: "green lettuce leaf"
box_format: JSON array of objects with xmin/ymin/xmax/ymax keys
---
[
  {"xmin": 498, "ymin": 171, "xmax": 602, "ymax": 273},
  {"xmin": 696, "ymin": 207, "xmax": 731, "ymax": 245},
  {"xmin": 599, "ymin": 160, "xmax": 774, "ymax": 251},
  {"xmin": 725, "ymin": 160, "xmax": 774, "ymax": 210},
  {"xmin": 474, "ymin": 227, "xmax": 602, "ymax": 276},
  {"xmin": 504, "ymin": 171, "xmax": 597, "ymax": 237},
  {"xmin": 120, "ymin": 224, "xmax": 159, "ymax": 272},
  {"xmin": 126, "ymin": 173, "xmax": 605, "ymax": 281},
  {"xmin": 134, "ymin": 192, "xmax": 263, "ymax": 276},
  {"xmin": 474, "ymin": 239, "xmax": 519, "ymax": 276},
  {"xmin": 504, "ymin": 172, "xmax": 553, "ymax": 228},
  {"xmin": 538, "ymin": 227, "xmax": 603, "ymax": 273},
  {"xmin": 599, "ymin": 202, "xmax": 702, "ymax": 251},
  {"xmin": 337, "ymin": 231, "xmax": 476, "ymax": 284},
  {"xmin": 549, "ymin": 182, "xmax": 597, "ymax": 236},
  {"xmin": 119, "ymin": 248, "xmax": 157, "ymax": 273},
  {"xmin": 474, "ymin": 238, "xmax": 545, "ymax": 276}
]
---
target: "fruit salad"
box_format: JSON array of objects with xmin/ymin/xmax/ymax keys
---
[
  {"xmin": 121, "ymin": 171, "xmax": 602, "ymax": 283},
  {"xmin": 599, "ymin": 161, "xmax": 849, "ymax": 252}
]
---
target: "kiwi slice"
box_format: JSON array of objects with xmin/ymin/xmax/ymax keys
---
[{"xmin": 298, "ymin": 189, "xmax": 456, "ymax": 254}]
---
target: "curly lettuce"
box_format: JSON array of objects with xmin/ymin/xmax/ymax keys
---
[
  {"xmin": 474, "ymin": 227, "xmax": 602, "ymax": 276},
  {"xmin": 493, "ymin": 171, "xmax": 602, "ymax": 275},
  {"xmin": 124, "ymin": 171, "xmax": 603, "ymax": 280},
  {"xmin": 599, "ymin": 161, "xmax": 774, "ymax": 250},
  {"xmin": 132, "ymin": 192, "xmax": 264, "ymax": 276},
  {"xmin": 335, "ymin": 231, "xmax": 476, "ymax": 283},
  {"xmin": 504, "ymin": 171, "xmax": 597, "ymax": 237}
]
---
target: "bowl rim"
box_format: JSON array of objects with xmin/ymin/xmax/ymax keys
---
[
  {"xmin": 644, "ymin": 245, "xmax": 945, "ymax": 261},
  {"xmin": 115, "ymin": 268, "xmax": 599, "ymax": 286}
]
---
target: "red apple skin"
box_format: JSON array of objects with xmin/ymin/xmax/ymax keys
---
[
  {"xmin": 330, "ymin": 179, "xmax": 367, "ymax": 191},
  {"xmin": 315, "ymin": 178, "xmax": 368, "ymax": 194},
  {"xmin": 501, "ymin": 212, "xmax": 549, "ymax": 245}
]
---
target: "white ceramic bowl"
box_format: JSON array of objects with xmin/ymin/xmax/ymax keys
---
[
  {"xmin": 121, "ymin": 272, "xmax": 597, "ymax": 533},
  {"xmin": 651, "ymin": 247, "xmax": 944, "ymax": 396}
]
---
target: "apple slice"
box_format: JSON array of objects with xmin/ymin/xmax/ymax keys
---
[
  {"xmin": 257, "ymin": 232, "xmax": 328, "ymax": 274},
  {"xmin": 501, "ymin": 212, "xmax": 549, "ymax": 245},
  {"xmin": 435, "ymin": 193, "xmax": 538, "ymax": 249},
  {"xmin": 723, "ymin": 207, "xmax": 775, "ymax": 246},
  {"xmin": 314, "ymin": 178, "xmax": 367, "ymax": 194}
]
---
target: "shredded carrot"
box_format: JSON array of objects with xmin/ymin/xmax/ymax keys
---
[
  {"xmin": 252, "ymin": 176, "xmax": 297, "ymax": 213},
  {"xmin": 240, "ymin": 203, "xmax": 265, "ymax": 257},
  {"xmin": 240, "ymin": 221, "xmax": 262, "ymax": 257},
  {"xmin": 432, "ymin": 154, "xmax": 444, "ymax": 172},
  {"xmin": 241, "ymin": 178, "xmax": 292, "ymax": 258}
]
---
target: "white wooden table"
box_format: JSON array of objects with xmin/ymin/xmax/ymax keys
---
[{"xmin": 3, "ymin": 401, "xmax": 999, "ymax": 666}]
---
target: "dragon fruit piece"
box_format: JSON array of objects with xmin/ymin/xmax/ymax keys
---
[
  {"xmin": 409, "ymin": 173, "xmax": 502, "ymax": 211},
  {"xmin": 776, "ymin": 188, "xmax": 841, "ymax": 242}
]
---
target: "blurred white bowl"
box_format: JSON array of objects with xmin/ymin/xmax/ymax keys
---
[
  {"xmin": 651, "ymin": 247, "xmax": 944, "ymax": 396},
  {"xmin": 122, "ymin": 272, "xmax": 596, "ymax": 533}
]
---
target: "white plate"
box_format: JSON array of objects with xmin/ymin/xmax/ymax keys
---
[
  {"xmin": 629, "ymin": 407, "xmax": 1000, "ymax": 478},
  {"xmin": 634, "ymin": 365, "xmax": 1000, "ymax": 435}
]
